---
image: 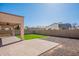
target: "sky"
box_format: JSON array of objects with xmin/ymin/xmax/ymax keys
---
[{"xmin": 0, "ymin": 3, "xmax": 79, "ymax": 27}]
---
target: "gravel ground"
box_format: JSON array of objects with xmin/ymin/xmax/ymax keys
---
[{"xmin": 40, "ymin": 36, "xmax": 79, "ymax": 56}]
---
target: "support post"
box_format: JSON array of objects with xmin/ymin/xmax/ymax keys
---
[
  {"xmin": 20, "ymin": 23, "xmax": 24, "ymax": 39},
  {"xmin": 11, "ymin": 26, "xmax": 15, "ymax": 36}
]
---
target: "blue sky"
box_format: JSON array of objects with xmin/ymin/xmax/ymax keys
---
[{"xmin": 0, "ymin": 3, "xmax": 79, "ymax": 27}]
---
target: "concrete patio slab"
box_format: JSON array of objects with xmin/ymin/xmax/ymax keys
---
[
  {"xmin": 1, "ymin": 36, "xmax": 22, "ymax": 45},
  {"xmin": 0, "ymin": 37, "xmax": 59, "ymax": 56}
]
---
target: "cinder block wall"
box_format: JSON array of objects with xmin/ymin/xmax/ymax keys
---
[{"xmin": 26, "ymin": 29, "xmax": 79, "ymax": 39}]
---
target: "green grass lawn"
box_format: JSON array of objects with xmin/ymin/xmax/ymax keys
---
[{"xmin": 16, "ymin": 34, "xmax": 47, "ymax": 40}]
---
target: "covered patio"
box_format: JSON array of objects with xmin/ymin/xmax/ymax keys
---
[{"xmin": 0, "ymin": 12, "xmax": 24, "ymax": 39}]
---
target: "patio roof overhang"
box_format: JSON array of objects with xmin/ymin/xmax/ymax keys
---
[{"xmin": 0, "ymin": 12, "xmax": 24, "ymax": 39}]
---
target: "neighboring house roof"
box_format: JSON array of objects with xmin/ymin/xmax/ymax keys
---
[{"xmin": 46, "ymin": 23, "xmax": 72, "ymax": 30}]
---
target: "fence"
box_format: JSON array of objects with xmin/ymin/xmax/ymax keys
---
[{"xmin": 25, "ymin": 28, "xmax": 79, "ymax": 39}]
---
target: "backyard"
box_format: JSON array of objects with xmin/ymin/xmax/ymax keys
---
[
  {"xmin": 16, "ymin": 34, "xmax": 47, "ymax": 40},
  {"xmin": 16, "ymin": 34, "xmax": 79, "ymax": 56}
]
